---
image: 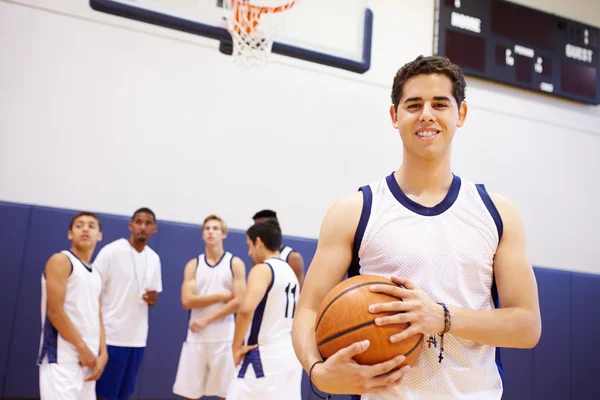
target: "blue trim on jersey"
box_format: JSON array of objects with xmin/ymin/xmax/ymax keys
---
[
  {"xmin": 491, "ymin": 275, "xmax": 504, "ymax": 381},
  {"xmin": 237, "ymin": 347, "xmax": 265, "ymax": 378},
  {"xmin": 349, "ymin": 185, "xmax": 372, "ymax": 277},
  {"xmin": 37, "ymin": 313, "xmax": 58, "ymax": 364},
  {"xmin": 204, "ymin": 251, "xmax": 227, "ymax": 268},
  {"xmin": 385, "ymin": 172, "xmax": 461, "ymax": 216},
  {"xmin": 230, "ymin": 255, "xmax": 234, "ymax": 274},
  {"xmin": 247, "ymin": 263, "xmax": 274, "ymax": 345},
  {"xmin": 475, "ymin": 184, "xmax": 504, "ymax": 241},
  {"xmin": 67, "ymin": 250, "xmax": 92, "ymax": 272}
]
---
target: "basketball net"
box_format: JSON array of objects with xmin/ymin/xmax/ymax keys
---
[{"xmin": 223, "ymin": 0, "xmax": 298, "ymax": 67}]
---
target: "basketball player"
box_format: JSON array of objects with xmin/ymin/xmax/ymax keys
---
[
  {"xmin": 93, "ymin": 208, "xmax": 162, "ymax": 400},
  {"xmin": 252, "ymin": 209, "xmax": 304, "ymax": 289},
  {"xmin": 227, "ymin": 220, "xmax": 303, "ymax": 400},
  {"xmin": 172, "ymin": 214, "xmax": 246, "ymax": 400},
  {"xmin": 291, "ymin": 55, "xmax": 542, "ymax": 399},
  {"xmin": 37, "ymin": 212, "xmax": 107, "ymax": 400}
]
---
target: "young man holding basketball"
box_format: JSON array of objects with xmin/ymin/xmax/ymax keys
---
[
  {"xmin": 37, "ymin": 212, "xmax": 107, "ymax": 400},
  {"xmin": 227, "ymin": 220, "xmax": 302, "ymax": 400},
  {"xmin": 291, "ymin": 55, "xmax": 541, "ymax": 399}
]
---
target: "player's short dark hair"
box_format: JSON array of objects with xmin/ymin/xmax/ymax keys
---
[
  {"xmin": 391, "ymin": 55, "xmax": 466, "ymax": 111},
  {"xmin": 69, "ymin": 212, "xmax": 102, "ymax": 231},
  {"xmin": 132, "ymin": 207, "xmax": 156, "ymax": 223},
  {"xmin": 252, "ymin": 209, "xmax": 278, "ymax": 221},
  {"xmin": 247, "ymin": 220, "xmax": 282, "ymax": 251}
]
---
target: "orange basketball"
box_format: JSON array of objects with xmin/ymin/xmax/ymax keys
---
[{"xmin": 315, "ymin": 275, "xmax": 423, "ymax": 368}]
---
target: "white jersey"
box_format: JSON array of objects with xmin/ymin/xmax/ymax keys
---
[
  {"xmin": 238, "ymin": 257, "xmax": 301, "ymax": 378},
  {"xmin": 351, "ymin": 173, "xmax": 504, "ymax": 400},
  {"xmin": 93, "ymin": 238, "xmax": 162, "ymax": 347},
  {"xmin": 37, "ymin": 250, "xmax": 102, "ymax": 364},
  {"xmin": 187, "ymin": 252, "xmax": 235, "ymax": 343},
  {"xmin": 279, "ymin": 245, "xmax": 294, "ymax": 262}
]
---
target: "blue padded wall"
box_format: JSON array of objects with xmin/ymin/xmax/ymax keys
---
[
  {"xmin": 0, "ymin": 201, "xmax": 599, "ymax": 400},
  {"xmin": 570, "ymin": 272, "xmax": 600, "ymax": 400},
  {"xmin": 0, "ymin": 202, "xmax": 31, "ymax": 397}
]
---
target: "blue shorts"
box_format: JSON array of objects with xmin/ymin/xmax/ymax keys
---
[{"xmin": 96, "ymin": 345, "xmax": 145, "ymax": 400}]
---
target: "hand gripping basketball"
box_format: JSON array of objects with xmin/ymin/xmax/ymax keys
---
[
  {"xmin": 311, "ymin": 339, "xmax": 410, "ymax": 395},
  {"xmin": 368, "ymin": 276, "xmax": 446, "ymax": 344}
]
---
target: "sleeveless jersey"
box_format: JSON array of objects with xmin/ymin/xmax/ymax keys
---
[
  {"xmin": 279, "ymin": 245, "xmax": 294, "ymax": 262},
  {"xmin": 350, "ymin": 172, "xmax": 504, "ymax": 400},
  {"xmin": 238, "ymin": 257, "xmax": 301, "ymax": 378},
  {"xmin": 37, "ymin": 250, "xmax": 102, "ymax": 364},
  {"xmin": 187, "ymin": 251, "xmax": 235, "ymax": 342}
]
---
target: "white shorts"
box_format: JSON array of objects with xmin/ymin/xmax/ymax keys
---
[
  {"xmin": 172, "ymin": 341, "xmax": 236, "ymax": 398},
  {"xmin": 226, "ymin": 364, "xmax": 303, "ymax": 400},
  {"xmin": 39, "ymin": 363, "xmax": 95, "ymax": 400}
]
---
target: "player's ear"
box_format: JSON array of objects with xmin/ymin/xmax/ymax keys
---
[
  {"xmin": 389, "ymin": 104, "xmax": 399, "ymax": 129},
  {"xmin": 67, "ymin": 230, "xmax": 73, "ymax": 241},
  {"xmin": 457, "ymin": 101, "xmax": 468, "ymax": 128},
  {"xmin": 97, "ymin": 231, "xmax": 103, "ymax": 243}
]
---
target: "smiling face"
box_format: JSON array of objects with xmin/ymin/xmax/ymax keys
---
[{"xmin": 390, "ymin": 73, "xmax": 467, "ymax": 162}]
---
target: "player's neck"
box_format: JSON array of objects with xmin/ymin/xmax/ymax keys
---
[
  {"xmin": 128, "ymin": 237, "xmax": 146, "ymax": 253},
  {"xmin": 261, "ymin": 250, "xmax": 280, "ymax": 261},
  {"xmin": 397, "ymin": 151, "xmax": 453, "ymax": 195},
  {"xmin": 205, "ymin": 244, "xmax": 225, "ymax": 263},
  {"xmin": 69, "ymin": 245, "xmax": 93, "ymax": 266}
]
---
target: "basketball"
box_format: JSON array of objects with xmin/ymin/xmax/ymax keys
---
[{"xmin": 315, "ymin": 275, "xmax": 423, "ymax": 368}]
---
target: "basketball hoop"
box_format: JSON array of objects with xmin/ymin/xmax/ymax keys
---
[{"xmin": 223, "ymin": 0, "xmax": 298, "ymax": 67}]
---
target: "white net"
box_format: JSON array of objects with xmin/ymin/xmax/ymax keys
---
[{"xmin": 223, "ymin": 0, "xmax": 298, "ymax": 67}]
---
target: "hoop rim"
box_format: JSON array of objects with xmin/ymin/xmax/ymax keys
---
[{"xmin": 228, "ymin": 0, "xmax": 298, "ymax": 15}]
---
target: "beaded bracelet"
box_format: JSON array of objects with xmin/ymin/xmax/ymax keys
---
[{"xmin": 437, "ymin": 302, "xmax": 452, "ymax": 363}]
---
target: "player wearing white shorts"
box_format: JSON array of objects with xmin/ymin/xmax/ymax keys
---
[
  {"xmin": 173, "ymin": 214, "xmax": 246, "ymax": 400},
  {"xmin": 228, "ymin": 219, "xmax": 303, "ymax": 400},
  {"xmin": 252, "ymin": 209, "xmax": 305, "ymax": 290},
  {"xmin": 37, "ymin": 212, "xmax": 107, "ymax": 400}
]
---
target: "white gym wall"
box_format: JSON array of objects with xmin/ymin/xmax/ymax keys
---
[{"xmin": 0, "ymin": 0, "xmax": 598, "ymax": 273}]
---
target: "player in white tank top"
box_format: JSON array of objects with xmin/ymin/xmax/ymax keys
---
[
  {"xmin": 173, "ymin": 215, "xmax": 246, "ymax": 400},
  {"xmin": 37, "ymin": 212, "xmax": 107, "ymax": 400},
  {"xmin": 253, "ymin": 209, "xmax": 305, "ymax": 289},
  {"xmin": 227, "ymin": 219, "xmax": 302, "ymax": 400},
  {"xmin": 292, "ymin": 56, "xmax": 541, "ymax": 400}
]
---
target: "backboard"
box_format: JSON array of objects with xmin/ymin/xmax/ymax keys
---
[{"xmin": 89, "ymin": 0, "xmax": 373, "ymax": 73}]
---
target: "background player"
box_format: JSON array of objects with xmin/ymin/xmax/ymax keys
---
[
  {"xmin": 93, "ymin": 207, "xmax": 163, "ymax": 400},
  {"xmin": 252, "ymin": 209, "xmax": 304, "ymax": 289},
  {"xmin": 173, "ymin": 214, "xmax": 246, "ymax": 400},
  {"xmin": 291, "ymin": 55, "xmax": 541, "ymax": 399},
  {"xmin": 37, "ymin": 212, "xmax": 107, "ymax": 400},
  {"xmin": 227, "ymin": 220, "xmax": 302, "ymax": 400}
]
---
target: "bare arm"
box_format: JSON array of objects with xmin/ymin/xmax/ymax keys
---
[
  {"xmin": 287, "ymin": 251, "xmax": 305, "ymax": 290},
  {"xmin": 181, "ymin": 258, "xmax": 233, "ymax": 310},
  {"xmin": 291, "ymin": 193, "xmax": 408, "ymax": 395},
  {"xmin": 371, "ymin": 194, "xmax": 542, "ymax": 349},
  {"xmin": 191, "ymin": 257, "xmax": 247, "ymax": 331},
  {"xmin": 86, "ymin": 294, "xmax": 108, "ymax": 381},
  {"xmin": 45, "ymin": 253, "xmax": 96, "ymax": 367},
  {"xmin": 447, "ymin": 194, "xmax": 541, "ymax": 347},
  {"xmin": 231, "ymin": 263, "xmax": 272, "ymax": 365}
]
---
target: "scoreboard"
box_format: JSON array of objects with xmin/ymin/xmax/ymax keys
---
[{"xmin": 433, "ymin": 0, "xmax": 600, "ymax": 105}]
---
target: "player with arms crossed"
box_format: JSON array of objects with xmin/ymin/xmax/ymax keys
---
[
  {"xmin": 291, "ymin": 55, "xmax": 541, "ymax": 399},
  {"xmin": 173, "ymin": 214, "xmax": 246, "ymax": 400},
  {"xmin": 227, "ymin": 220, "xmax": 303, "ymax": 400},
  {"xmin": 37, "ymin": 212, "xmax": 107, "ymax": 400}
]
